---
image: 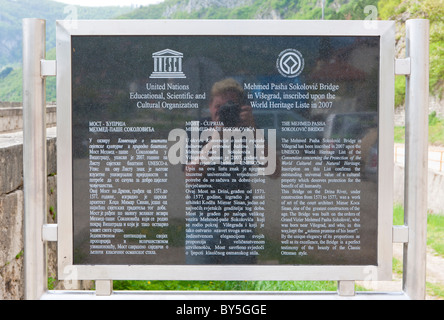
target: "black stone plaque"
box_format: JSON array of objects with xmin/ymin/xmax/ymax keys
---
[{"xmin": 72, "ymin": 35, "xmax": 379, "ymax": 265}]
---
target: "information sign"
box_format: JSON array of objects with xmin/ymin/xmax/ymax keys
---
[{"xmin": 57, "ymin": 20, "xmax": 395, "ymax": 281}]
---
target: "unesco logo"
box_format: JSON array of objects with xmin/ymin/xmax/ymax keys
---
[
  {"xmin": 276, "ymin": 49, "xmax": 305, "ymax": 78},
  {"xmin": 150, "ymin": 49, "xmax": 186, "ymax": 79}
]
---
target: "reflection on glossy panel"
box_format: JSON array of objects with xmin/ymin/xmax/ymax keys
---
[{"xmin": 72, "ymin": 35, "xmax": 379, "ymax": 266}]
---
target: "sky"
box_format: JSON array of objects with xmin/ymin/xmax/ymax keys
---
[{"xmin": 54, "ymin": 0, "xmax": 165, "ymax": 7}]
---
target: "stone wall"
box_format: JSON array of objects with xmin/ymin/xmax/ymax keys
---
[
  {"xmin": 0, "ymin": 119, "xmax": 94, "ymax": 299},
  {"xmin": 0, "ymin": 134, "xmax": 24, "ymax": 300},
  {"xmin": 394, "ymin": 163, "xmax": 444, "ymax": 215},
  {"xmin": 0, "ymin": 102, "xmax": 56, "ymax": 133},
  {"xmin": 0, "ymin": 129, "xmax": 57, "ymax": 300},
  {"xmin": 0, "ymin": 188, "xmax": 24, "ymax": 300},
  {"xmin": 0, "ymin": 102, "xmax": 58, "ymax": 299},
  {"xmin": 394, "ymin": 96, "xmax": 444, "ymax": 127}
]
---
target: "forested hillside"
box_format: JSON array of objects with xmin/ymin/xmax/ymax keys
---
[
  {"xmin": 0, "ymin": 0, "xmax": 131, "ymax": 68},
  {"xmin": 0, "ymin": 0, "xmax": 442, "ymax": 103},
  {"xmin": 378, "ymin": 0, "xmax": 443, "ymax": 104},
  {"xmin": 0, "ymin": 0, "xmax": 131, "ymax": 101},
  {"xmin": 120, "ymin": 0, "xmax": 378, "ymax": 20}
]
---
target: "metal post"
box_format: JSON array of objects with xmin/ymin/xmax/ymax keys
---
[
  {"xmin": 23, "ymin": 18, "xmax": 47, "ymax": 300},
  {"xmin": 322, "ymin": 0, "xmax": 325, "ymax": 20},
  {"xmin": 403, "ymin": 19, "xmax": 429, "ymax": 300}
]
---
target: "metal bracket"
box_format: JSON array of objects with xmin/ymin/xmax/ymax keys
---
[
  {"xmin": 40, "ymin": 59, "xmax": 56, "ymax": 77},
  {"xmin": 96, "ymin": 280, "xmax": 113, "ymax": 296},
  {"xmin": 42, "ymin": 224, "xmax": 58, "ymax": 242},
  {"xmin": 393, "ymin": 225, "xmax": 409, "ymax": 243},
  {"xmin": 338, "ymin": 281, "xmax": 355, "ymax": 297},
  {"xmin": 395, "ymin": 58, "xmax": 411, "ymax": 76}
]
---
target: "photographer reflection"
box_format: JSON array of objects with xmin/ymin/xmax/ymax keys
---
[{"xmin": 184, "ymin": 78, "xmax": 279, "ymax": 264}]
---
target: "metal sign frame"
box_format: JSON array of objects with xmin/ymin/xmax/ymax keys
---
[
  {"xmin": 22, "ymin": 18, "xmax": 429, "ymax": 300},
  {"xmin": 55, "ymin": 19, "xmax": 394, "ymax": 283}
]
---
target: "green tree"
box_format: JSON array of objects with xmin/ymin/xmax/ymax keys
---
[{"xmin": 379, "ymin": 0, "xmax": 444, "ymax": 99}]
